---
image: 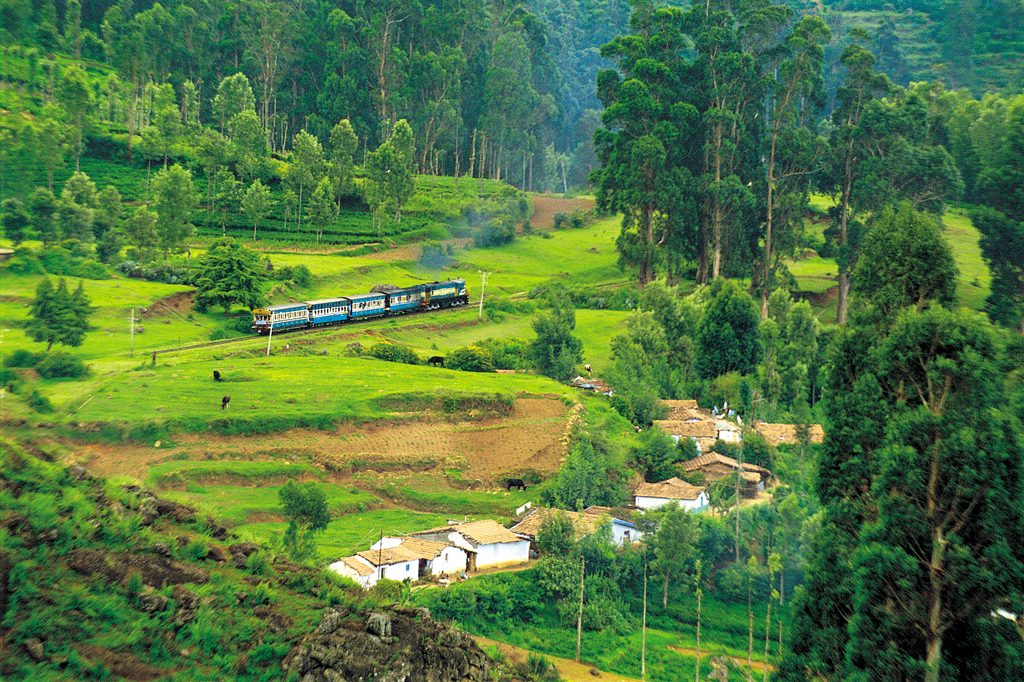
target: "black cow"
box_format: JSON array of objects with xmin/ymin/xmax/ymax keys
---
[
  {"xmin": 213, "ymin": 370, "xmax": 222, "ymax": 382},
  {"xmin": 221, "ymin": 396, "xmax": 231, "ymax": 410},
  {"xmin": 506, "ymin": 478, "xmax": 527, "ymax": 491},
  {"xmin": 427, "ymin": 356, "xmax": 445, "ymax": 367}
]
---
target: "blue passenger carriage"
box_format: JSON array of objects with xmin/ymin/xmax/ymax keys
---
[
  {"xmin": 252, "ymin": 302, "xmax": 309, "ymax": 334},
  {"xmin": 308, "ymin": 298, "xmax": 350, "ymax": 327},
  {"xmin": 384, "ymin": 286, "xmax": 425, "ymax": 314},
  {"xmin": 344, "ymin": 292, "xmax": 387, "ymax": 319}
]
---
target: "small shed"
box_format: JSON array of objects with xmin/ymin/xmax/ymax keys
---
[
  {"xmin": 412, "ymin": 520, "xmax": 529, "ymax": 571},
  {"xmin": 333, "ymin": 546, "xmax": 421, "ymax": 586},
  {"xmin": 328, "ymin": 555, "xmax": 378, "ymax": 589},
  {"xmin": 634, "ymin": 477, "xmax": 709, "ymax": 512},
  {"xmin": 715, "ymin": 420, "xmax": 743, "ymax": 443}
]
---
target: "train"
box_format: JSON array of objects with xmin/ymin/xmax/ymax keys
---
[{"xmin": 251, "ymin": 279, "xmax": 470, "ymax": 335}]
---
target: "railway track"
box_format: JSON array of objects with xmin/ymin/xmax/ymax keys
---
[{"xmin": 151, "ymin": 298, "xmax": 484, "ymax": 356}]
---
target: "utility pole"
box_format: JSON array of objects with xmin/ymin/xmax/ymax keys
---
[
  {"xmin": 377, "ymin": 529, "xmax": 384, "ymax": 583},
  {"xmin": 265, "ymin": 320, "xmax": 274, "ymax": 356},
  {"xmin": 477, "ymin": 271, "xmax": 489, "ymax": 321},
  {"xmin": 129, "ymin": 308, "xmax": 135, "ymax": 357},
  {"xmin": 642, "ymin": 560, "xmax": 648, "ymax": 681},
  {"xmin": 576, "ymin": 554, "xmax": 585, "ymax": 663}
]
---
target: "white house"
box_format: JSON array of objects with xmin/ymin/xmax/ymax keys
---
[
  {"xmin": 715, "ymin": 420, "xmax": 743, "ymax": 444},
  {"xmin": 584, "ymin": 506, "xmax": 642, "ymax": 545},
  {"xmin": 327, "ymin": 546, "xmax": 421, "ymax": 588},
  {"xmin": 369, "ymin": 536, "xmax": 468, "ymax": 577},
  {"xmin": 634, "ymin": 477, "xmax": 709, "ymax": 512},
  {"xmin": 328, "ymin": 555, "xmax": 378, "ymax": 589},
  {"xmin": 412, "ymin": 519, "xmax": 529, "ymax": 571}
]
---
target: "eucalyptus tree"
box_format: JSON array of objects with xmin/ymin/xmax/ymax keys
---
[{"xmin": 592, "ymin": 0, "xmax": 698, "ymax": 287}]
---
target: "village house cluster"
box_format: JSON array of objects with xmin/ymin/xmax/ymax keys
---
[{"xmin": 329, "ymin": 400, "xmax": 822, "ymax": 589}]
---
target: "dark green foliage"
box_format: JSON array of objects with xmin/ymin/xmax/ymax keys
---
[
  {"xmin": 695, "ymin": 281, "xmax": 760, "ymax": 380},
  {"xmin": 191, "ymin": 238, "xmax": 267, "ymax": 313},
  {"xmin": 542, "ymin": 434, "xmax": 627, "ymax": 511},
  {"xmin": 444, "ymin": 347, "xmax": 494, "ymax": 373},
  {"xmin": 3, "ymin": 349, "xmax": 44, "ymax": 368},
  {"xmin": 629, "ymin": 428, "xmax": 681, "ymax": 482},
  {"xmin": 279, "ymin": 480, "xmax": 330, "ymax": 563},
  {"xmin": 25, "ymin": 277, "xmax": 92, "ymax": 351},
  {"xmin": 1, "ymin": 197, "xmax": 30, "ymax": 244},
  {"xmin": 784, "ymin": 306, "xmax": 1024, "ymax": 680},
  {"xmin": 418, "ymin": 241, "xmax": 454, "ymax": 269},
  {"xmin": 852, "ymin": 203, "xmax": 957, "ymax": 320},
  {"xmin": 268, "ymin": 263, "xmax": 313, "ymax": 288},
  {"xmin": 367, "ymin": 343, "xmax": 420, "ymax": 365},
  {"xmin": 35, "ymin": 352, "xmax": 88, "ymax": 379},
  {"xmin": 529, "ymin": 296, "xmax": 583, "ymax": 382}
]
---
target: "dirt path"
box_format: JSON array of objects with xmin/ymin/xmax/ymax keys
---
[
  {"xmin": 472, "ymin": 636, "xmax": 641, "ymax": 682},
  {"xmin": 528, "ymin": 194, "xmax": 596, "ymax": 229}
]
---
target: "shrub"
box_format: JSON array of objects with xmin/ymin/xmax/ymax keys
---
[
  {"xmin": 3, "ymin": 349, "xmax": 43, "ymax": 368},
  {"xmin": 445, "ymin": 346, "xmax": 494, "ymax": 372},
  {"xmin": 419, "ymin": 242, "xmax": 455, "ymax": 269},
  {"xmin": 714, "ymin": 561, "xmax": 771, "ymax": 603},
  {"xmin": 270, "ymin": 264, "xmax": 313, "ymax": 287},
  {"xmin": 0, "ymin": 248, "xmax": 46, "ymax": 275},
  {"xmin": 368, "ymin": 343, "xmax": 419, "ymax": 365},
  {"xmin": 35, "ymin": 352, "xmax": 89, "ymax": 378},
  {"xmin": 26, "ymin": 389, "xmax": 53, "ymax": 412}
]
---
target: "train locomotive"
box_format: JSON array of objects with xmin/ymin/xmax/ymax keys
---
[{"xmin": 251, "ymin": 279, "xmax": 469, "ymax": 335}]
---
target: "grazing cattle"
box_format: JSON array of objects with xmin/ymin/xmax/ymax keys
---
[
  {"xmin": 506, "ymin": 478, "xmax": 527, "ymax": 491},
  {"xmin": 428, "ymin": 356, "xmax": 445, "ymax": 367},
  {"xmin": 221, "ymin": 396, "xmax": 231, "ymax": 410},
  {"xmin": 213, "ymin": 370, "xmax": 222, "ymax": 382},
  {"xmin": 584, "ymin": 363, "xmax": 592, "ymax": 375}
]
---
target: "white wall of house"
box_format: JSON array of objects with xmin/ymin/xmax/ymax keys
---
[
  {"xmin": 379, "ymin": 559, "xmax": 419, "ymax": 582},
  {"xmin": 717, "ymin": 428, "xmax": 742, "ymax": 443},
  {"xmin": 635, "ymin": 493, "xmax": 709, "ymax": 512},
  {"xmin": 610, "ymin": 520, "xmax": 641, "ymax": 545},
  {"xmin": 428, "ymin": 546, "xmax": 468, "ymax": 575},
  {"xmin": 474, "ymin": 540, "xmax": 530, "ymax": 569},
  {"xmin": 328, "ymin": 558, "xmax": 375, "ymax": 589},
  {"xmin": 372, "ymin": 537, "xmax": 404, "ymax": 550}
]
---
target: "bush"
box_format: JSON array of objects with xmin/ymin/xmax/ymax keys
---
[
  {"xmin": 270, "ymin": 264, "xmax": 312, "ymax": 288},
  {"xmin": 0, "ymin": 248, "xmax": 46, "ymax": 275},
  {"xmin": 35, "ymin": 352, "xmax": 89, "ymax": 378},
  {"xmin": 117, "ymin": 260, "xmax": 189, "ymax": 284},
  {"xmin": 26, "ymin": 389, "xmax": 52, "ymax": 412},
  {"xmin": 3, "ymin": 349, "xmax": 43, "ymax": 368},
  {"xmin": 368, "ymin": 343, "xmax": 419, "ymax": 365},
  {"xmin": 714, "ymin": 561, "xmax": 771, "ymax": 603},
  {"xmin": 419, "ymin": 242, "xmax": 455, "ymax": 269},
  {"xmin": 445, "ymin": 346, "xmax": 494, "ymax": 372}
]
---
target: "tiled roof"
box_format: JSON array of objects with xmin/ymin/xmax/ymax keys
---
[
  {"xmin": 681, "ymin": 452, "xmax": 771, "ymax": 475},
  {"xmin": 453, "ymin": 519, "xmax": 524, "ymax": 545},
  {"xmin": 634, "ymin": 477, "xmax": 706, "ymax": 501},
  {"xmin": 654, "ymin": 419, "xmax": 719, "ymax": 439},
  {"xmin": 511, "ymin": 508, "xmax": 605, "ymax": 539},
  {"xmin": 356, "ymin": 546, "xmax": 421, "ymax": 566},
  {"xmin": 337, "ymin": 555, "xmax": 374, "ymax": 576},
  {"xmin": 661, "ymin": 399, "xmax": 699, "ymax": 420},
  {"xmin": 392, "ymin": 537, "xmax": 451, "ymax": 560},
  {"xmin": 753, "ymin": 422, "xmax": 825, "ymax": 446}
]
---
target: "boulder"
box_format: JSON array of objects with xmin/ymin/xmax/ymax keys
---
[
  {"xmin": 24, "ymin": 638, "xmax": 45, "ymax": 662},
  {"xmin": 172, "ymin": 585, "xmax": 200, "ymax": 627},
  {"xmin": 139, "ymin": 590, "xmax": 170, "ymax": 613},
  {"xmin": 228, "ymin": 542, "xmax": 260, "ymax": 569},
  {"xmin": 285, "ymin": 607, "xmax": 490, "ymax": 682}
]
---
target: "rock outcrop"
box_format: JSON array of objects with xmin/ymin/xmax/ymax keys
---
[{"xmin": 284, "ymin": 606, "xmax": 490, "ymax": 682}]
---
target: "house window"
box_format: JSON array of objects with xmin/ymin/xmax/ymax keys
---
[{"xmin": 405, "ymin": 564, "xmax": 410, "ymax": 572}]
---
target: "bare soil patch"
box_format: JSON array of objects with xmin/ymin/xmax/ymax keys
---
[
  {"xmin": 74, "ymin": 397, "xmax": 572, "ymax": 482},
  {"xmin": 140, "ymin": 291, "xmax": 195, "ymax": 318},
  {"xmin": 528, "ymin": 194, "xmax": 596, "ymax": 229}
]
